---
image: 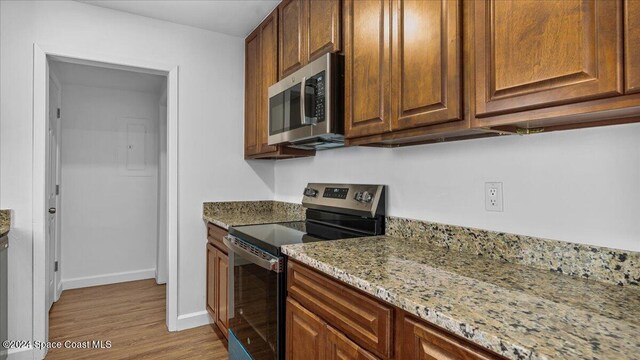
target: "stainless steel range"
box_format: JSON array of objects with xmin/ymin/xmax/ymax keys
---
[{"xmin": 225, "ymin": 183, "xmax": 386, "ymax": 360}]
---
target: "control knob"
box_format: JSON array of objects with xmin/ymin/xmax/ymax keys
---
[
  {"xmin": 303, "ymin": 187, "xmax": 318, "ymax": 197},
  {"xmin": 354, "ymin": 191, "xmax": 373, "ymax": 203}
]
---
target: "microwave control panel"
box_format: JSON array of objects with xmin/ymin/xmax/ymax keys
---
[{"xmin": 305, "ymin": 71, "xmax": 326, "ymax": 122}]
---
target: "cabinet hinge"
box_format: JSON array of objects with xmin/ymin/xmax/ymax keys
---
[
  {"xmin": 54, "ymin": 261, "xmax": 59, "ymax": 272},
  {"xmin": 57, "ymin": 108, "xmax": 61, "ymax": 119},
  {"xmin": 56, "ymin": 184, "xmax": 60, "ymax": 195}
]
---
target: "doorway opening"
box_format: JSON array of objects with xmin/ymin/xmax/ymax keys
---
[
  {"xmin": 45, "ymin": 58, "xmax": 168, "ymax": 339},
  {"xmin": 33, "ymin": 44, "xmax": 179, "ymax": 360}
]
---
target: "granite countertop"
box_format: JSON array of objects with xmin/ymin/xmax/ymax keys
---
[
  {"xmin": 0, "ymin": 209, "xmax": 10, "ymax": 237},
  {"xmin": 203, "ymin": 201, "xmax": 304, "ymax": 230},
  {"xmin": 282, "ymin": 236, "xmax": 640, "ymax": 360}
]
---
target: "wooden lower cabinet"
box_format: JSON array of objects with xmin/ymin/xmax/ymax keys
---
[
  {"xmin": 327, "ymin": 326, "xmax": 379, "ymax": 360},
  {"xmin": 286, "ymin": 298, "xmax": 379, "ymax": 360},
  {"xmin": 286, "ymin": 260, "xmax": 505, "ymax": 360},
  {"xmin": 206, "ymin": 223, "xmax": 229, "ymax": 339},
  {"xmin": 288, "ymin": 259, "xmax": 393, "ymax": 358},
  {"xmin": 214, "ymin": 248, "xmax": 229, "ymax": 336},
  {"xmin": 401, "ymin": 315, "xmax": 497, "ymax": 360},
  {"xmin": 206, "ymin": 244, "xmax": 217, "ymax": 321},
  {"xmin": 286, "ymin": 298, "xmax": 327, "ymax": 360}
]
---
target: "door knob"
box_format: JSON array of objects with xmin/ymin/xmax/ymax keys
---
[{"xmin": 48, "ymin": 207, "xmax": 56, "ymax": 214}]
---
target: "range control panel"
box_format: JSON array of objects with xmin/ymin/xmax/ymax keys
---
[
  {"xmin": 322, "ymin": 187, "xmax": 349, "ymax": 199},
  {"xmin": 302, "ymin": 183, "xmax": 386, "ymax": 217}
]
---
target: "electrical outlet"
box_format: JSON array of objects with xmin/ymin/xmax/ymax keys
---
[{"xmin": 485, "ymin": 182, "xmax": 503, "ymax": 212}]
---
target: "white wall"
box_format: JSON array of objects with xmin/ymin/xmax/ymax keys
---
[
  {"xmin": 59, "ymin": 84, "xmax": 160, "ymax": 288},
  {"xmin": 157, "ymin": 98, "xmax": 168, "ymax": 284},
  {"xmin": 274, "ymin": 123, "xmax": 640, "ymax": 252},
  {"xmin": 0, "ymin": 0, "xmax": 275, "ymax": 350}
]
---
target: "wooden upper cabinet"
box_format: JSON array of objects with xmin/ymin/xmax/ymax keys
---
[
  {"xmin": 279, "ymin": 0, "xmax": 307, "ymax": 78},
  {"xmin": 626, "ymin": 0, "xmax": 640, "ymax": 94},
  {"xmin": 327, "ymin": 326, "xmax": 379, "ymax": 360},
  {"xmin": 391, "ymin": 0, "xmax": 462, "ymax": 131},
  {"xmin": 344, "ymin": 0, "xmax": 392, "ymax": 138},
  {"xmin": 307, "ymin": 0, "xmax": 341, "ymax": 62},
  {"xmin": 259, "ymin": 10, "xmax": 279, "ymax": 154},
  {"xmin": 286, "ymin": 298, "xmax": 327, "ymax": 360},
  {"xmin": 244, "ymin": 30, "xmax": 260, "ymax": 157},
  {"xmin": 474, "ymin": 0, "xmax": 623, "ymax": 116},
  {"xmin": 402, "ymin": 316, "xmax": 499, "ymax": 360}
]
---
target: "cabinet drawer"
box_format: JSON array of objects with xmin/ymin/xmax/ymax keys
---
[
  {"xmin": 287, "ymin": 261, "xmax": 393, "ymax": 358},
  {"xmin": 207, "ymin": 223, "xmax": 228, "ymax": 253},
  {"xmin": 402, "ymin": 315, "xmax": 502, "ymax": 360}
]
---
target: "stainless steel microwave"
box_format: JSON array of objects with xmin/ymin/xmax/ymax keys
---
[{"xmin": 267, "ymin": 53, "xmax": 344, "ymax": 150}]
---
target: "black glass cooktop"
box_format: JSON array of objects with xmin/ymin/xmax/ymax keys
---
[{"xmin": 229, "ymin": 220, "xmax": 369, "ymax": 256}]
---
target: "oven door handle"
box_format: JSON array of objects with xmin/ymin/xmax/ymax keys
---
[{"xmin": 223, "ymin": 235, "xmax": 283, "ymax": 273}]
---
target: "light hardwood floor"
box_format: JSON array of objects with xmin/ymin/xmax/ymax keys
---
[{"xmin": 46, "ymin": 279, "xmax": 228, "ymax": 359}]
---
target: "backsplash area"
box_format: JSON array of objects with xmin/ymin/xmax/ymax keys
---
[
  {"xmin": 203, "ymin": 201, "xmax": 304, "ymax": 219},
  {"xmin": 273, "ymin": 123, "xmax": 640, "ymax": 253},
  {"xmin": 386, "ymin": 216, "xmax": 639, "ymax": 287},
  {"xmin": 203, "ymin": 200, "xmax": 639, "ymax": 287}
]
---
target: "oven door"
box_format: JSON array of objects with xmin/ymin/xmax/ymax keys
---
[{"xmin": 224, "ymin": 235, "xmax": 285, "ymax": 360}]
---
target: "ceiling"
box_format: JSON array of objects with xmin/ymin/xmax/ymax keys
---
[
  {"xmin": 77, "ymin": 0, "xmax": 279, "ymax": 37},
  {"xmin": 50, "ymin": 60, "xmax": 167, "ymax": 94}
]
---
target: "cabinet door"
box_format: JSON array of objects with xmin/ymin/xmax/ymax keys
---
[
  {"xmin": 259, "ymin": 10, "xmax": 279, "ymax": 154},
  {"xmin": 402, "ymin": 317, "xmax": 497, "ymax": 360},
  {"xmin": 475, "ymin": 0, "xmax": 622, "ymax": 116},
  {"xmin": 307, "ymin": 0, "xmax": 341, "ymax": 62},
  {"xmin": 391, "ymin": 0, "xmax": 461, "ymax": 130},
  {"xmin": 215, "ymin": 250, "xmax": 229, "ymax": 337},
  {"xmin": 280, "ymin": 0, "xmax": 307, "ymax": 78},
  {"xmin": 344, "ymin": 0, "xmax": 392, "ymax": 138},
  {"xmin": 245, "ymin": 30, "xmax": 261, "ymax": 156},
  {"xmin": 327, "ymin": 326, "xmax": 379, "ymax": 360},
  {"xmin": 626, "ymin": 0, "xmax": 640, "ymax": 93},
  {"xmin": 286, "ymin": 298, "xmax": 326, "ymax": 360},
  {"xmin": 206, "ymin": 244, "xmax": 217, "ymax": 321}
]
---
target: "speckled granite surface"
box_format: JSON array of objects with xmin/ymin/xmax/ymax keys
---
[
  {"xmin": 282, "ymin": 236, "xmax": 640, "ymax": 360},
  {"xmin": 386, "ymin": 217, "xmax": 639, "ymax": 287},
  {"xmin": 0, "ymin": 209, "xmax": 10, "ymax": 237},
  {"xmin": 202, "ymin": 201, "xmax": 305, "ymax": 229}
]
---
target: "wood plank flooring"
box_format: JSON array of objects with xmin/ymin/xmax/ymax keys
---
[{"xmin": 46, "ymin": 279, "xmax": 228, "ymax": 359}]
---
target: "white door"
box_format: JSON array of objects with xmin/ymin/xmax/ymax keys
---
[{"xmin": 46, "ymin": 73, "xmax": 61, "ymax": 311}]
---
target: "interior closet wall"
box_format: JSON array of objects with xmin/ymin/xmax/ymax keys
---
[{"xmin": 59, "ymin": 81, "xmax": 161, "ymax": 289}]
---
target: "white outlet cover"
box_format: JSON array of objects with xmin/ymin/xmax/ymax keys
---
[{"xmin": 485, "ymin": 182, "xmax": 504, "ymax": 212}]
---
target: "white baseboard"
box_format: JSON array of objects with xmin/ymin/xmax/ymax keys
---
[
  {"xmin": 6, "ymin": 345, "xmax": 33, "ymax": 360},
  {"xmin": 176, "ymin": 310, "xmax": 212, "ymax": 331},
  {"xmin": 62, "ymin": 268, "xmax": 156, "ymax": 290}
]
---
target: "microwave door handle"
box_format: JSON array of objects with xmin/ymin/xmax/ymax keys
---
[{"xmin": 299, "ymin": 77, "xmax": 307, "ymax": 125}]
